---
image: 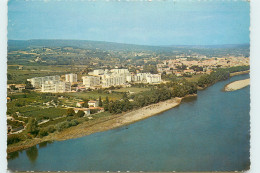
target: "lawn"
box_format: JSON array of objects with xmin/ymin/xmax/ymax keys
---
[
  {"xmin": 113, "ymin": 87, "xmax": 150, "ymax": 94},
  {"xmin": 7, "ymin": 65, "xmax": 81, "ymax": 84},
  {"xmin": 184, "ymin": 74, "xmax": 204, "ymax": 83},
  {"xmin": 17, "ymin": 107, "xmax": 67, "ymax": 120},
  {"xmin": 62, "ymin": 91, "xmax": 123, "ymax": 101}
]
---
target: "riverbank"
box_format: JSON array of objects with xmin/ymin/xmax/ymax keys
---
[
  {"xmin": 8, "ymin": 96, "xmax": 189, "ymax": 153},
  {"xmin": 224, "ymin": 78, "xmax": 250, "ymax": 91},
  {"xmin": 230, "ymin": 70, "xmax": 250, "ymax": 77}
]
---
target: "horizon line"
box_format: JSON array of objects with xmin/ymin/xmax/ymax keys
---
[{"xmin": 8, "ymin": 39, "xmax": 250, "ymax": 47}]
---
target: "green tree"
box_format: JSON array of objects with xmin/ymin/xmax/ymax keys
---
[
  {"xmin": 76, "ymin": 110, "xmax": 85, "ymax": 117},
  {"xmin": 7, "ymin": 73, "xmax": 12, "ymax": 80},
  {"xmin": 122, "ymin": 92, "xmax": 128, "ymax": 100},
  {"xmin": 38, "ymin": 128, "xmax": 48, "ymax": 138},
  {"xmin": 10, "ymin": 85, "xmax": 17, "ymax": 90},
  {"xmin": 82, "ymin": 100, "xmax": 89, "ymax": 108},
  {"xmin": 66, "ymin": 108, "xmax": 75, "ymax": 116},
  {"xmin": 26, "ymin": 118, "xmax": 38, "ymax": 135},
  {"xmin": 143, "ymin": 65, "xmax": 158, "ymax": 74},
  {"xmin": 103, "ymin": 96, "xmax": 109, "ymax": 111},
  {"xmin": 99, "ymin": 96, "xmax": 103, "ymax": 107},
  {"xmin": 25, "ymin": 81, "xmax": 34, "ymax": 90}
]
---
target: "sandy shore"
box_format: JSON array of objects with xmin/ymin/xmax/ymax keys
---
[
  {"xmin": 8, "ymin": 97, "xmax": 186, "ymax": 153},
  {"xmin": 230, "ymin": 70, "xmax": 250, "ymax": 77},
  {"xmin": 224, "ymin": 78, "xmax": 250, "ymax": 91}
]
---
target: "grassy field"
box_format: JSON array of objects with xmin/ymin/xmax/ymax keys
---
[
  {"xmin": 113, "ymin": 87, "xmax": 150, "ymax": 94},
  {"xmin": 62, "ymin": 91, "xmax": 124, "ymax": 101},
  {"xmin": 184, "ymin": 74, "xmax": 204, "ymax": 83}
]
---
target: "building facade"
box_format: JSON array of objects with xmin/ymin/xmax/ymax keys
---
[
  {"xmin": 82, "ymin": 76, "xmax": 101, "ymax": 88},
  {"xmin": 41, "ymin": 81, "xmax": 71, "ymax": 93},
  {"xmin": 27, "ymin": 75, "xmax": 60, "ymax": 88},
  {"xmin": 65, "ymin": 73, "xmax": 77, "ymax": 83}
]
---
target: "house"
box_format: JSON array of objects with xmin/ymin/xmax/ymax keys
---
[
  {"xmin": 89, "ymin": 107, "xmax": 104, "ymax": 114},
  {"xmin": 7, "ymin": 116, "xmax": 15, "ymax": 121},
  {"xmin": 88, "ymin": 100, "xmax": 99, "ymax": 107},
  {"xmin": 15, "ymin": 84, "xmax": 26, "ymax": 92},
  {"xmin": 73, "ymin": 108, "xmax": 90, "ymax": 116},
  {"xmin": 11, "ymin": 126, "xmax": 24, "ymax": 133},
  {"xmin": 76, "ymin": 101, "xmax": 85, "ymax": 107},
  {"xmin": 7, "ymin": 84, "xmax": 26, "ymax": 92}
]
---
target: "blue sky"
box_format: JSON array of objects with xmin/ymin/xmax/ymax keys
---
[{"xmin": 8, "ymin": 0, "xmax": 250, "ymax": 46}]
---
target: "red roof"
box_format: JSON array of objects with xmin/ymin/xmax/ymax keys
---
[
  {"xmin": 88, "ymin": 100, "xmax": 97, "ymax": 103},
  {"xmin": 88, "ymin": 107, "xmax": 104, "ymax": 110},
  {"xmin": 73, "ymin": 108, "xmax": 90, "ymax": 111}
]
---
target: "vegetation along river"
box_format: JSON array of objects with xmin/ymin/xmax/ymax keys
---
[{"xmin": 8, "ymin": 74, "xmax": 250, "ymax": 172}]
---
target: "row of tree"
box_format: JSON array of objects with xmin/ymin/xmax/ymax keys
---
[
  {"xmin": 197, "ymin": 66, "xmax": 249, "ymax": 87},
  {"xmin": 107, "ymin": 80, "xmax": 197, "ymax": 114}
]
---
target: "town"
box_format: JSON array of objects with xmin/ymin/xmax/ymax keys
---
[{"xmin": 6, "ymin": 41, "xmax": 250, "ymax": 150}]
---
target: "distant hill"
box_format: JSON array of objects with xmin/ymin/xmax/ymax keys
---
[
  {"xmin": 8, "ymin": 39, "xmax": 160, "ymax": 51},
  {"xmin": 8, "ymin": 39, "xmax": 250, "ymax": 57}
]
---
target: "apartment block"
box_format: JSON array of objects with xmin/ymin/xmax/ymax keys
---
[
  {"xmin": 82, "ymin": 76, "xmax": 101, "ymax": 88},
  {"xmin": 41, "ymin": 81, "xmax": 71, "ymax": 93},
  {"xmin": 27, "ymin": 75, "xmax": 60, "ymax": 88},
  {"xmin": 65, "ymin": 73, "xmax": 77, "ymax": 83}
]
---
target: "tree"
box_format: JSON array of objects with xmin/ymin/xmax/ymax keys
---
[
  {"xmin": 76, "ymin": 110, "xmax": 85, "ymax": 117},
  {"xmin": 7, "ymin": 73, "xmax": 12, "ymax": 80},
  {"xmin": 66, "ymin": 108, "xmax": 75, "ymax": 116},
  {"xmin": 143, "ymin": 65, "xmax": 158, "ymax": 74},
  {"xmin": 99, "ymin": 96, "xmax": 103, "ymax": 107},
  {"xmin": 82, "ymin": 100, "xmax": 89, "ymax": 108},
  {"xmin": 10, "ymin": 85, "xmax": 17, "ymax": 90},
  {"xmin": 122, "ymin": 92, "xmax": 128, "ymax": 100},
  {"xmin": 25, "ymin": 81, "xmax": 34, "ymax": 90},
  {"xmin": 26, "ymin": 118, "xmax": 38, "ymax": 135},
  {"xmin": 104, "ymin": 96, "xmax": 109, "ymax": 111}
]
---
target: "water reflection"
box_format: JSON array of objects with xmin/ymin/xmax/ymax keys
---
[
  {"xmin": 182, "ymin": 95, "xmax": 197, "ymax": 103},
  {"xmin": 8, "ymin": 151, "xmax": 19, "ymax": 160},
  {"xmin": 26, "ymin": 146, "xmax": 38, "ymax": 163},
  {"xmin": 38, "ymin": 141, "xmax": 53, "ymax": 148}
]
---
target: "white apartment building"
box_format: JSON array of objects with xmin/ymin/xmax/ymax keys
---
[
  {"xmin": 102, "ymin": 74, "xmax": 127, "ymax": 87},
  {"xmin": 27, "ymin": 75, "xmax": 60, "ymax": 88},
  {"xmin": 93, "ymin": 69, "xmax": 105, "ymax": 76},
  {"xmin": 132, "ymin": 73, "xmax": 149, "ymax": 82},
  {"xmin": 65, "ymin": 73, "xmax": 77, "ymax": 83},
  {"xmin": 41, "ymin": 81, "xmax": 71, "ymax": 93},
  {"xmin": 131, "ymin": 73, "xmax": 162, "ymax": 83},
  {"xmin": 86, "ymin": 68, "xmax": 161, "ymax": 87},
  {"xmin": 82, "ymin": 76, "xmax": 101, "ymax": 88},
  {"xmin": 146, "ymin": 74, "xmax": 162, "ymax": 83},
  {"xmin": 110, "ymin": 69, "xmax": 129, "ymax": 74}
]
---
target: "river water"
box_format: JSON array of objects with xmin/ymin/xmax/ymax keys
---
[{"xmin": 8, "ymin": 74, "xmax": 250, "ymax": 172}]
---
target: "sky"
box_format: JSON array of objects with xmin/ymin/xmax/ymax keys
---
[{"xmin": 8, "ymin": 0, "xmax": 250, "ymax": 46}]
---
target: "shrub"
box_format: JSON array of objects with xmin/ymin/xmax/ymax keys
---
[
  {"xmin": 56, "ymin": 122, "xmax": 69, "ymax": 132},
  {"xmin": 38, "ymin": 129, "xmax": 48, "ymax": 138},
  {"xmin": 90, "ymin": 109, "xmax": 98, "ymax": 114},
  {"xmin": 76, "ymin": 110, "xmax": 85, "ymax": 117},
  {"xmin": 7, "ymin": 134, "xmax": 23, "ymax": 145},
  {"xmin": 66, "ymin": 108, "xmax": 75, "ymax": 116},
  {"xmin": 46, "ymin": 125, "xmax": 56, "ymax": 133},
  {"xmin": 70, "ymin": 120, "xmax": 79, "ymax": 126},
  {"xmin": 55, "ymin": 120, "xmax": 79, "ymax": 132}
]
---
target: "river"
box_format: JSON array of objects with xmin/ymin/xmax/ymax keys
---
[{"xmin": 8, "ymin": 74, "xmax": 250, "ymax": 172}]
